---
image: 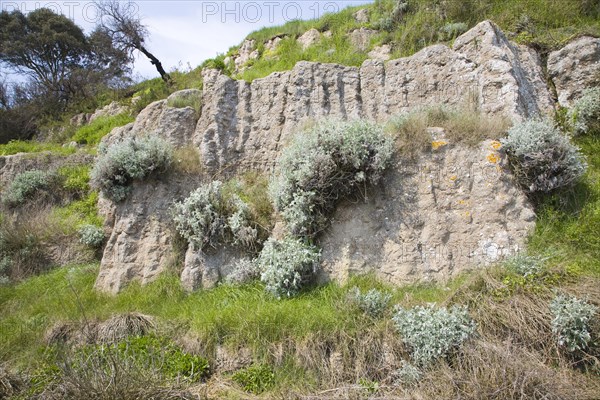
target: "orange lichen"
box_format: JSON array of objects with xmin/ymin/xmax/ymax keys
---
[
  {"xmin": 431, "ymin": 140, "xmax": 448, "ymax": 150},
  {"xmin": 487, "ymin": 152, "xmax": 500, "ymax": 164}
]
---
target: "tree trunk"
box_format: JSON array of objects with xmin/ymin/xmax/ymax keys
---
[{"xmin": 138, "ymin": 45, "xmax": 171, "ymax": 83}]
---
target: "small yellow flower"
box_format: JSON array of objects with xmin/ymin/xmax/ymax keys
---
[{"xmin": 491, "ymin": 140, "xmax": 502, "ymax": 150}]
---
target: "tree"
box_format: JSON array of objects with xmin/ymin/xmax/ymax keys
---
[{"xmin": 95, "ymin": 0, "xmax": 171, "ymax": 83}]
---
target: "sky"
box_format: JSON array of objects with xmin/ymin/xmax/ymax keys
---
[{"xmin": 0, "ymin": 0, "xmax": 373, "ymax": 82}]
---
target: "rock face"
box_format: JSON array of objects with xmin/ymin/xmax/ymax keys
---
[
  {"xmin": 349, "ymin": 28, "xmax": 378, "ymax": 51},
  {"xmin": 368, "ymin": 44, "xmax": 392, "ymax": 61},
  {"xmin": 298, "ymin": 28, "xmax": 321, "ymax": 50},
  {"xmin": 94, "ymin": 21, "xmax": 554, "ymax": 293},
  {"xmin": 320, "ymin": 140, "xmax": 535, "ymax": 285},
  {"xmin": 548, "ymin": 36, "xmax": 600, "ymax": 107},
  {"xmin": 196, "ymin": 21, "xmax": 552, "ymax": 175}
]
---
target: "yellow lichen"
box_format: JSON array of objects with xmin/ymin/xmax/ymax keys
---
[
  {"xmin": 491, "ymin": 140, "xmax": 502, "ymax": 150},
  {"xmin": 450, "ymin": 175, "xmax": 458, "ymax": 181},
  {"xmin": 431, "ymin": 140, "xmax": 448, "ymax": 150},
  {"xmin": 487, "ymin": 152, "xmax": 500, "ymax": 164}
]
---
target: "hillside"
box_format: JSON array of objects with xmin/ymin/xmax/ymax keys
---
[{"xmin": 1, "ymin": 1, "xmax": 600, "ymax": 399}]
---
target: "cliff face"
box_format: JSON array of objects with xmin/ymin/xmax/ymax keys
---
[{"xmin": 95, "ymin": 21, "xmax": 561, "ymax": 293}]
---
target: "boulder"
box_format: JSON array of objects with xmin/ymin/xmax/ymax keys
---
[
  {"xmin": 548, "ymin": 36, "xmax": 600, "ymax": 107},
  {"xmin": 349, "ymin": 28, "xmax": 378, "ymax": 51},
  {"xmin": 298, "ymin": 28, "xmax": 321, "ymax": 50},
  {"xmin": 368, "ymin": 44, "xmax": 392, "ymax": 60},
  {"xmin": 354, "ymin": 8, "xmax": 369, "ymax": 24}
]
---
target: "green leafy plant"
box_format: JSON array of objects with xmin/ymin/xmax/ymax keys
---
[
  {"xmin": 501, "ymin": 118, "xmax": 587, "ymax": 193},
  {"xmin": 570, "ymin": 87, "xmax": 600, "ymax": 136},
  {"xmin": 2, "ymin": 170, "xmax": 54, "ymax": 207},
  {"xmin": 348, "ymin": 287, "xmax": 392, "ymax": 317},
  {"xmin": 270, "ymin": 119, "xmax": 394, "ymax": 238},
  {"xmin": 90, "ymin": 135, "xmax": 173, "ymax": 202},
  {"xmin": 257, "ymin": 237, "xmax": 320, "ymax": 298},
  {"xmin": 71, "ymin": 113, "xmax": 135, "ymax": 145},
  {"xmin": 392, "ymin": 304, "xmax": 477, "ymax": 367},
  {"xmin": 232, "ymin": 364, "xmax": 275, "ymax": 394},
  {"xmin": 550, "ymin": 294, "xmax": 597, "ymax": 352},
  {"xmin": 78, "ymin": 224, "xmax": 104, "ymax": 247}
]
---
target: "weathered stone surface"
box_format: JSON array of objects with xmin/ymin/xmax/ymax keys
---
[
  {"xmin": 368, "ymin": 44, "xmax": 392, "ymax": 61},
  {"xmin": 95, "ymin": 21, "xmax": 549, "ymax": 293},
  {"xmin": 265, "ymin": 36, "xmax": 283, "ymax": 52},
  {"xmin": 298, "ymin": 28, "xmax": 321, "ymax": 50},
  {"xmin": 101, "ymin": 89, "xmax": 200, "ymax": 148},
  {"xmin": 95, "ymin": 175, "xmax": 198, "ymax": 294},
  {"xmin": 196, "ymin": 21, "xmax": 553, "ymax": 174},
  {"xmin": 349, "ymin": 28, "xmax": 378, "ymax": 51},
  {"xmin": 319, "ymin": 140, "xmax": 536, "ymax": 285},
  {"xmin": 548, "ymin": 36, "xmax": 600, "ymax": 107},
  {"xmin": 89, "ymin": 101, "xmax": 129, "ymax": 123},
  {"xmin": 354, "ymin": 8, "xmax": 369, "ymax": 23},
  {"xmin": 234, "ymin": 39, "xmax": 259, "ymax": 71},
  {"xmin": 180, "ymin": 244, "xmax": 245, "ymax": 292}
]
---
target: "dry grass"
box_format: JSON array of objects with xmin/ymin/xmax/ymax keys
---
[
  {"xmin": 97, "ymin": 313, "xmax": 156, "ymax": 344},
  {"xmin": 0, "ymin": 364, "xmax": 25, "ymax": 399},
  {"xmin": 386, "ymin": 106, "xmax": 511, "ymax": 156},
  {"xmin": 173, "ymin": 146, "xmax": 203, "ymax": 175}
]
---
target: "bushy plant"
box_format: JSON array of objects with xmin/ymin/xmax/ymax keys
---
[
  {"xmin": 257, "ymin": 237, "xmax": 320, "ymax": 298},
  {"xmin": 441, "ymin": 22, "xmax": 468, "ymax": 39},
  {"xmin": 172, "ymin": 181, "xmax": 259, "ymax": 251},
  {"xmin": 501, "ymin": 118, "xmax": 586, "ymax": 193},
  {"xmin": 2, "ymin": 170, "xmax": 53, "ymax": 207},
  {"xmin": 550, "ymin": 294, "xmax": 597, "ymax": 352},
  {"xmin": 78, "ymin": 224, "xmax": 105, "ymax": 247},
  {"xmin": 270, "ymin": 119, "xmax": 394, "ymax": 238},
  {"xmin": 392, "ymin": 304, "xmax": 477, "ymax": 367},
  {"xmin": 90, "ymin": 135, "xmax": 173, "ymax": 202},
  {"xmin": 570, "ymin": 87, "xmax": 600, "ymax": 136},
  {"xmin": 232, "ymin": 364, "xmax": 275, "ymax": 394},
  {"xmin": 348, "ymin": 287, "xmax": 392, "ymax": 317},
  {"xmin": 225, "ymin": 258, "xmax": 261, "ymax": 285},
  {"xmin": 57, "ymin": 164, "xmax": 90, "ymax": 195},
  {"xmin": 505, "ymin": 254, "xmax": 544, "ymax": 277},
  {"xmin": 393, "ymin": 360, "xmax": 422, "ymax": 385}
]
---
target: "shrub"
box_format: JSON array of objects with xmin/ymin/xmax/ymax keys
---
[
  {"xmin": 505, "ymin": 254, "xmax": 544, "ymax": 277},
  {"xmin": 550, "ymin": 294, "xmax": 597, "ymax": 352},
  {"xmin": 78, "ymin": 224, "xmax": 105, "ymax": 247},
  {"xmin": 441, "ymin": 22, "xmax": 468, "ymax": 39},
  {"xmin": 257, "ymin": 237, "xmax": 321, "ymax": 298},
  {"xmin": 225, "ymin": 258, "xmax": 261, "ymax": 285},
  {"xmin": 392, "ymin": 304, "xmax": 477, "ymax": 367},
  {"xmin": 570, "ymin": 87, "xmax": 600, "ymax": 136},
  {"xmin": 57, "ymin": 165, "xmax": 90, "ymax": 195},
  {"xmin": 270, "ymin": 119, "xmax": 394, "ymax": 238},
  {"xmin": 172, "ymin": 181, "xmax": 259, "ymax": 251},
  {"xmin": 348, "ymin": 287, "xmax": 392, "ymax": 317},
  {"xmin": 501, "ymin": 118, "xmax": 587, "ymax": 193},
  {"xmin": 90, "ymin": 135, "xmax": 173, "ymax": 202},
  {"xmin": 2, "ymin": 170, "xmax": 53, "ymax": 207},
  {"xmin": 232, "ymin": 364, "xmax": 275, "ymax": 394},
  {"xmin": 393, "ymin": 360, "xmax": 422, "ymax": 385}
]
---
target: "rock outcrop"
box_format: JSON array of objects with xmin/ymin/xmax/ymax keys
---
[
  {"xmin": 548, "ymin": 36, "xmax": 600, "ymax": 107},
  {"xmin": 320, "ymin": 140, "xmax": 535, "ymax": 285},
  {"xmin": 298, "ymin": 28, "xmax": 322, "ymax": 50},
  {"xmin": 196, "ymin": 21, "xmax": 552, "ymax": 175},
  {"xmin": 95, "ymin": 21, "xmax": 554, "ymax": 293}
]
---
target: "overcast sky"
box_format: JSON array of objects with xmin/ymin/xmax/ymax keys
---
[{"xmin": 0, "ymin": 0, "xmax": 373, "ymax": 82}]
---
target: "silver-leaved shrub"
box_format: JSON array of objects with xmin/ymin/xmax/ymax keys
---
[
  {"xmin": 570, "ymin": 87, "xmax": 600, "ymax": 136},
  {"xmin": 501, "ymin": 118, "xmax": 586, "ymax": 193},
  {"xmin": 172, "ymin": 181, "xmax": 258, "ymax": 251},
  {"xmin": 257, "ymin": 237, "xmax": 320, "ymax": 298},
  {"xmin": 348, "ymin": 287, "xmax": 392, "ymax": 317},
  {"xmin": 392, "ymin": 304, "xmax": 477, "ymax": 367},
  {"xmin": 270, "ymin": 119, "xmax": 394, "ymax": 238},
  {"xmin": 550, "ymin": 294, "xmax": 597, "ymax": 353},
  {"xmin": 90, "ymin": 135, "xmax": 173, "ymax": 202},
  {"xmin": 78, "ymin": 224, "xmax": 105, "ymax": 247},
  {"xmin": 2, "ymin": 170, "xmax": 52, "ymax": 207}
]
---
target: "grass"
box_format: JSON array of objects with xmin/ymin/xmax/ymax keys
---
[
  {"xmin": 0, "ymin": 141, "xmax": 76, "ymax": 156},
  {"xmin": 71, "ymin": 113, "xmax": 135, "ymax": 146}
]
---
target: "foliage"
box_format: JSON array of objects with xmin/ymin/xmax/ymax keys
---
[
  {"xmin": 270, "ymin": 119, "xmax": 393, "ymax": 238},
  {"xmin": 57, "ymin": 164, "xmax": 90, "ymax": 195},
  {"xmin": 78, "ymin": 224, "xmax": 104, "ymax": 247},
  {"xmin": 54, "ymin": 191, "xmax": 103, "ymax": 228},
  {"xmin": 172, "ymin": 181, "xmax": 260, "ymax": 251},
  {"xmin": 225, "ymin": 258, "xmax": 261, "ymax": 285},
  {"xmin": 502, "ymin": 118, "xmax": 587, "ymax": 194},
  {"xmin": 392, "ymin": 304, "xmax": 477, "ymax": 367},
  {"xmin": 2, "ymin": 169, "xmax": 53, "ymax": 207},
  {"xmin": 232, "ymin": 364, "xmax": 275, "ymax": 394},
  {"xmin": 550, "ymin": 294, "xmax": 597, "ymax": 352},
  {"xmin": 348, "ymin": 287, "xmax": 392, "ymax": 317},
  {"xmin": 393, "ymin": 360, "xmax": 422, "ymax": 385},
  {"xmin": 0, "ymin": 140, "xmax": 76, "ymax": 156},
  {"xmin": 90, "ymin": 135, "xmax": 173, "ymax": 202},
  {"xmin": 441, "ymin": 22, "xmax": 468, "ymax": 39},
  {"xmin": 505, "ymin": 254, "xmax": 544, "ymax": 277},
  {"xmin": 71, "ymin": 113, "xmax": 134, "ymax": 145},
  {"xmin": 257, "ymin": 237, "xmax": 321, "ymax": 298},
  {"xmin": 570, "ymin": 87, "xmax": 600, "ymax": 136}
]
